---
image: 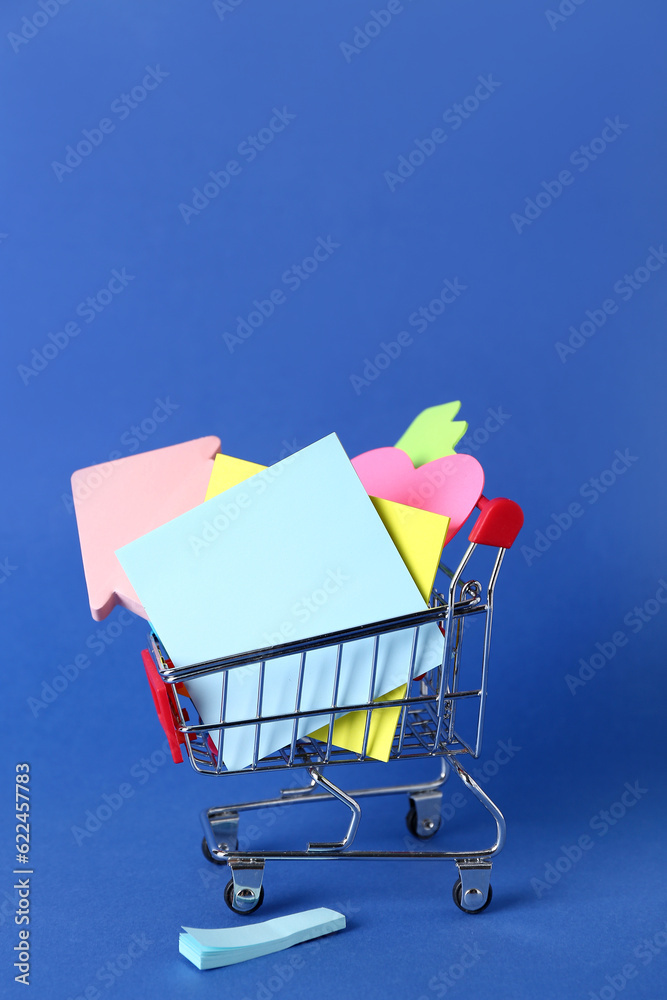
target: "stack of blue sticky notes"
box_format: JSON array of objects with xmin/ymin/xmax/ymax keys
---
[
  {"xmin": 116, "ymin": 434, "xmax": 444, "ymax": 771},
  {"xmin": 179, "ymin": 908, "xmax": 346, "ymax": 969}
]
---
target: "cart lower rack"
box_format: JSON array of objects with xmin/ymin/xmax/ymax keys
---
[{"xmin": 144, "ymin": 495, "xmax": 523, "ymax": 914}]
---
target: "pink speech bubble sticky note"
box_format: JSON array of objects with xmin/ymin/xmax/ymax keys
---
[
  {"xmin": 350, "ymin": 448, "xmax": 484, "ymax": 543},
  {"xmin": 72, "ymin": 436, "xmax": 220, "ymax": 621}
]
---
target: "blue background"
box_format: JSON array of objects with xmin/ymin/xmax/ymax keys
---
[{"xmin": 2, "ymin": 1, "xmax": 666, "ymax": 997}]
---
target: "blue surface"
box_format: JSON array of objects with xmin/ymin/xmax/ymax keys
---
[{"xmin": 1, "ymin": 1, "xmax": 666, "ymax": 997}]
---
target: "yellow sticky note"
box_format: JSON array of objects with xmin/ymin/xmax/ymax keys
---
[
  {"xmin": 205, "ymin": 454, "xmax": 266, "ymax": 501},
  {"xmin": 309, "ymin": 682, "xmax": 408, "ymax": 761},
  {"xmin": 368, "ymin": 497, "xmax": 450, "ymax": 602},
  {"xmin": 309, "ymin": 498, "xmax": 449, "ymax": 761}
]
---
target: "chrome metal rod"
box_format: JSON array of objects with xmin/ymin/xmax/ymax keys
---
[
  {"xmin": 176, "ymin": 690, "xmax": 482, "ymax": 736},
  {"xmin": 445, "ymin": 754, "xmax": 506, "ymax": 855},
  {"xmin": 203, "ymin": 757, "xmax": 503, "ymax": 863},
  {"xmin": 305, "ymin": 768, "xmax": 361, "ymax": 853},
  {"xmin": 474, "ymin": 548, "xmax": 505, "ymax": 757},
  {"xmin": 206, "ymin": 758, "xmax": 451, "ymax": 820},
  {"xmin": 155, "ymin": 599, "xmax": 485, "ymax": 682}
]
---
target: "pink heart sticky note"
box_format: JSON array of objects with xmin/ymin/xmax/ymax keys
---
[
  {"xmin": 350, "ymin": 448, "xmax": 484, "ymax": 543},
  {"xmin": 72, "ymin": 436, "xmax": 220, "ymax": 621}
]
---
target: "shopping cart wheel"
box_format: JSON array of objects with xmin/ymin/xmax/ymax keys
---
[
  {"xmin": 452, "ymin": 878, "xmax": 493, "ymax": 914},
  {"xmin": 224, "ymin": 879, "xmax": 265, "ymax": 915},
  {"xmin": 201, "ymin": 837, "xmax": 227, "ymax": 865},
  {"xmin": 405, "ymin": 803, "xmax": 442, "ymax": 839}
]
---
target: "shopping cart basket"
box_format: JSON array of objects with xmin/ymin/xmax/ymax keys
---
[{"xmin": 142, "ymin": 494, "xmax": 523, "ymax": 915}]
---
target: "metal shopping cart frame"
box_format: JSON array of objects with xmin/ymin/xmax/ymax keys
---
[{"xmin": 143, "ymin": 495, "xmax": 523, "ymax": 915}]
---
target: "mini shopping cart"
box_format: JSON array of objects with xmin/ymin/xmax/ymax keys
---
[{"xmin": 142, "ymin": 494, "xmax": 523, "ymax": 916}]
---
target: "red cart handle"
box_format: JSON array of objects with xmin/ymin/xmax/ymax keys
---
[
  {"xmin": 468, "ymin": 495, "xmax": 523, "ymax": 548},
  {"xmin": 141, "ymin": 648, "xmax": 185, "ymax": 763}
]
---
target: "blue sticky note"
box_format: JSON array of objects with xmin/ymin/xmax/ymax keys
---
[
  {"xmin": 179, "ymin": 907, "xmax": 346, "ymax": 969},
  {"xmin": 116, "ymin": 434, "xmax": 443, "ymax": 770}
]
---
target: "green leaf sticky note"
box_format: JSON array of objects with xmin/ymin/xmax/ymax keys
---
[{"xmin": 395, "ymin": 402, "xmax": 467, "ymax": 467}]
